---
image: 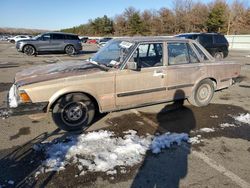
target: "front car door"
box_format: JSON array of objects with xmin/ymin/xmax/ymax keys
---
[
  {"xmin": 36, "ymin": 33, "xmax": 52, "ymax": 51},
  {"xmin": 115, "ymin": 42, "xmax": 168, "ymax": 109}
]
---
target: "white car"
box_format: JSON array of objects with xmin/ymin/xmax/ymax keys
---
[{"xmin": 8, "ymin": 35, "xmax": 32, "ymax": 43}]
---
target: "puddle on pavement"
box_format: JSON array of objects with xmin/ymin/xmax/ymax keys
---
[
  {"xmin": 9, "ymin": 127, "xmax": 31, "ymax": 140},
  {"xmin": 0, "ymin": 82, "xmax": 12, "ymax": 92}
]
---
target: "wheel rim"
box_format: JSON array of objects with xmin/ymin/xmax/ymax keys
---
[
  {"xmin": 197, "ymin": 84, "xmax": 212, "ymax": 103},
  {"xmin": 65, "ymin": 46, "xmax": 75, "ymax": 55},
  {"xmin": 24, "ymin": 46, "xmax": 34, "ymax": 55},
  {"xmin": 214, "ymin": 53, "xmax": 222, "ymax": 60},
  {"xmin": 61, "ymin": 102, "xmax": 88, "ymax": 127}
]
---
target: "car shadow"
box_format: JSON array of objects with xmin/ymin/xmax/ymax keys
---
[
  {"xmin": 0, "ymin": 128, "xmax": 67, "ymax": 187},
  {"xmin": 131, "ymin": 89, "xmax": 195, "ymax": 188}
]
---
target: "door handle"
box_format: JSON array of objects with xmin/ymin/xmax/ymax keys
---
[{"xmin": 153, "ymin": 70, "xmax": 165, "ymax": 77}]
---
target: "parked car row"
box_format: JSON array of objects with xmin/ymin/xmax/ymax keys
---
[{"xmin": 5, "ymin": 32, "xmax": 229, "ymax": 59}]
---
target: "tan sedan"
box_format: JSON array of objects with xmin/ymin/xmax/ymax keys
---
[{"xmin": 8, "ymin": 37, "xmax": 241, "ymax": 131}]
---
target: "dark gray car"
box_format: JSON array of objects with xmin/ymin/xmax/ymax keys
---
[{"xmin": 16, "ymin": 32, "xmax": 82, "ymax": 56}]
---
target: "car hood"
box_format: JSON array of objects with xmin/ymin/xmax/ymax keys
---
[{"xmin": 15, "ymin": 60, "xmax": 105, "ymax": 87}]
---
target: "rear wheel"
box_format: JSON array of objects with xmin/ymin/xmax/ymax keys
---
[
  {"xmin": 65, "ymin": 45, "xmax": 76, "ymax": 55},
  {"xmin": 23, "ymin": 45, "xmax": 35, "ymax": 56},
  {"xmin": 214, "ymin": 52, "xmax": 223, "ymax": 60},
  {"xmin": 52, "ymin": 93, "xmax": 95, "ymax": 132},
  {"xmin": 188, "ymin": 79, "xmax": 215, "ymax": 107}
]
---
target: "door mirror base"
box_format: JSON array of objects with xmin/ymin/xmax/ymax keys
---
[{"xmin": 127, "ymin": 61, "xmax": 140, "ymax": 71}]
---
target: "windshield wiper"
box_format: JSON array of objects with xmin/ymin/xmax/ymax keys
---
[{"xmin": 89, "ymin": 59, "xmax": 109, "ymax": 71}]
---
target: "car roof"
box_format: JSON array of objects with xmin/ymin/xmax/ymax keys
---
[
  {"xmin": 177, "ymin": 32, "xmax": 223, "ymax": 36},
  {"xmin": 43, "ymin": 32, "xmax": 78, "ymax": 36},
  {"xmin": 113, "ymin": 36, "xmax": 190, "ymax": 43}
]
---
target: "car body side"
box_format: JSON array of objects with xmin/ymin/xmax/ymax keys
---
[
  {"xmin": 16, "ymin": 33, "xmax": 82, "ymax": 53},
  {"xmin": 13, "ymin": 39, "xmax": 241, "ymax": 115}
]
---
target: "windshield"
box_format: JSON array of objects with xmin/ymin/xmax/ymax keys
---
[{"xmin": 91, "ymin": 40, "xmax": 135, "ymax": 68}]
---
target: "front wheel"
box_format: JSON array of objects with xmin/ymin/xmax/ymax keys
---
[
  {"xmin": 52, "ymin": 93, "xmax": 95, "ymax": 132},
  {"xmin": 188, "ymin": 79, "xmax": 215, "ymax": 107},
  {"xmin": 23, "ymin": 45, "xmax": 36, "ymax": 56}
]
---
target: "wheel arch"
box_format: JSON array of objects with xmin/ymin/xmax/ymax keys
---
[
  {"xmin": 194, "ymin": 77, "xmax": 217, "ymax": 91},
  {"xmin": 22, "ymin": 44, "xmax": 37, "ymax": 53},
  {"xmin": 64, "ymin": 44, "xmax": 75, "ymax": 50},
  {"xmin": 47, "ymin": 91, "xmax": 100, "ymax": 113}
]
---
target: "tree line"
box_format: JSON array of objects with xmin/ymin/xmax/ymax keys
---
[{"xmin": 61, "ymin": 0, "xmax": 250, "ymax": 36}]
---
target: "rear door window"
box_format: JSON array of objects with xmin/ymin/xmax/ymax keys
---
[
  {"xmin": 167, "ymin": 43, "xmax": 189, "ymax": 65},
  {"xmin": 52, "ymin": 34, "xmax": 65, "ymax": 40}
]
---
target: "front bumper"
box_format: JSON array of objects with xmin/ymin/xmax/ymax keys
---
[
  {"xmin": 8, "ymin": 102, "xmax": 48, "ymax": 116},
  {"xmin": 7, "ymin": 84, "xmax": 48, "ymax": 116}
]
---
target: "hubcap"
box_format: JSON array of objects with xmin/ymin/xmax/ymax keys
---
[
  {"xmin": 66, "ymin": 46, "xmax": 74, "ymax": 55},
  {"xmin": 197, "ymin": 84, "xmax": 211, "ymax": 102},
  {"xmin": 24, "ymin": 46, "xmax": 34, "ymax": 55},
  {"xmin": 61, "ymin": 102, "xmax": 88, "ymax": 126}
]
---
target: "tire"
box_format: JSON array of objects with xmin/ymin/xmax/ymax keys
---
[
  {"xmin": 52, "ymin": 93, "xmax": 95, "ymax": 132},
  {"xmin": 10, "ymin": 40, "xmax": 15, "ymax": 43},
  {"xmin": 65, "ymin": 45, "xmax": 76, "ymax": 55},
  {"xmin": 188, "ymin": 79, "xmax": 215, "ymax": 107},
  {"xmin": 23, "ymin": 45, "xmax": 36, "ymax": 56},
  {"xmin": 214, "ymin": 52, "xmax": 223, "ymax": 60}
]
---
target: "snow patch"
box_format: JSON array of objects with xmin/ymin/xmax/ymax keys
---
[
  {"xmin": 234, "ymin": 113, "xmax": 250, "ymax": 124},
  {"xmin": 188, "ymin": 135, "xmax": 202, "ymax": 144},
  {"xmin": 37, "ymin": 130, "xmax": 191, "ymax": 175},
  {"xmin": 210, "ymin": 115, "xmax": 218, "ymax": 118},
  {"xmin": 151, "ymin": 132, "xmax": 189, "ymax": 154},
  {"xmin": 199, "ymin": 128, "xmax": 215, "ymax": 133},
  {"xmin": 219, "ymin": 123, "xmax": 236, "ymax": 128},
  {"xmin": 42, "ymin": 130, "xmax": 152, "ymax": 174}
]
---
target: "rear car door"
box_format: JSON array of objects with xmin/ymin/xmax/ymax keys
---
[
  {"xmin": 115, "ymin": 42, "xmax": 167, "ymax": 108},
  {"xmin": 166, "ymin": 42, "xmax": 205, "ymax": 100},
  {"xmin": 51, "ymin": 34, "xmax": 65, "ymax": 51}
]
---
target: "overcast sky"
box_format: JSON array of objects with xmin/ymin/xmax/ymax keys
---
[{"xmin": 0, "ymin": 0, "xmax": 246, "ymax": 30}]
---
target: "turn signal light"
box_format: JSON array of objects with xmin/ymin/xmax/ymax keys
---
[{"xmin": 19, "ymin": 92, "xmax": 31, "ymax": 103}]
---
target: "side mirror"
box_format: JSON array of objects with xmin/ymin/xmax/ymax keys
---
[{"xmin": 127, "ymin": 61, "xmax": 139, "ymax": 71}]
